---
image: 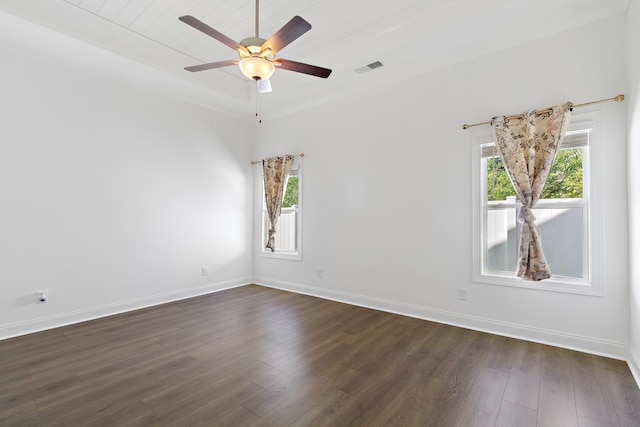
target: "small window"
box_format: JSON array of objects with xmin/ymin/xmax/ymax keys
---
[
  {"xmin": 261, "ymin": 165, "xmax": 301, "ymax": 259},
  {"xmin": 472, "ymin": 123, "xmax": 600, "ymax": 295}
]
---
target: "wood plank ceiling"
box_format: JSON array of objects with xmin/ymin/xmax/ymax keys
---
[{"xmin": 0, "ymin": 0, "xmax": 630, "ymax": 121}]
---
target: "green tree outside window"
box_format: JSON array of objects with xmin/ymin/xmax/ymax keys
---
[
  {"xmin": 487, "ymin": 148, "xmax": 583, "ymax": 201},
  {"xmin": 282, "ymin": 177, "xmax": 299, "ymax": 207}
]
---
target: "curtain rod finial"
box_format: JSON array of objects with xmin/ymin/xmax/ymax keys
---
[
  {"xmin": 462, "ymin": 124, "xmax": 470, "ymax": 129},
  {"xmin": 615, "ymin": 94, "xmax": 625, "ymax": 102}
]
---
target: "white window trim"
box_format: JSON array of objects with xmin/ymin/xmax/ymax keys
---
[
  {"xmin": 259, "ymin": 162, "xmax": 302, "ymax": 261},
  {"xmin": 471, "ymin": 111, "xmax": 603, "ymax": 296}
]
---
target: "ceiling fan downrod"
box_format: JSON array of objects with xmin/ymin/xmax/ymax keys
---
[{"xmin": 255, "ymin": 0, "xmax": 259, "ymax": 38}]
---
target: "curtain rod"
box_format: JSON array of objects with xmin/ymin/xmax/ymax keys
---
[
  {"xmin": 251, "ymin": 153, "xmax": 304, "ymax": 165},
  {"xmin": 461, "ymin": 94, "xmax": 625, "ymax": 130}
]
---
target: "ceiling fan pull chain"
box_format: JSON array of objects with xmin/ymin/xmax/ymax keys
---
[{"xmin": 256, "ymin": 90, "xmax": 262, "ymax": 124}]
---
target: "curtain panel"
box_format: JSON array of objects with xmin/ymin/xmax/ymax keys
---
[
  {"xmin": 263, "ymin": 155, "xmax": 294, "ymax": 252},
  {"xmin": 491, "ymin": 103, "xmax": 572, "ymax": 281}
]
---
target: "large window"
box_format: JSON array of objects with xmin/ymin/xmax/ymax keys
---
[
  {"xmin": 472, "ymin": 118, "xmax": 601, "ymax": 295},
  {"xmin": 261, "ymin": 164, "xmax": 301, "ymax": 259}
]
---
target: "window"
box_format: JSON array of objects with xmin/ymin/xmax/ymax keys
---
[
  {"xmin": 472, "ymin": 116, "xmax": 602, "ymax": 295},
  {"xmin": 261, "ymin": 164, "xmax": 301, "ymax": 259}
]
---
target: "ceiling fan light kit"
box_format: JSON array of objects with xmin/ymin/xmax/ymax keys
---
[
  {"xmin": 237, "ymin": 36, "xmax": 275, "ymax": 81},
  {"xmin": 179, "ymin": 0, "xmax": 331, "ymax": 94},
  {"xmin": 256, "ymin": 78, "xmax": 273, "ymax": 94},
  {"xmin": 239, "ymin": 57, "xmax": 275, "ymax": 81}
]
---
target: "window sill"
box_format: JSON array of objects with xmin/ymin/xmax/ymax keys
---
[
  {"xmin": 473, "ymin": 271, "xmax": 602, "ymax": 296},
  {"xmin": 259, "ymin": 251, "xmax": 301, "ymax": 261}
]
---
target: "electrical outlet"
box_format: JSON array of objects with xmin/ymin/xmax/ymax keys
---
[
  {"xmin": 202, "ymin": 267, "xmax": 208, "ymax": 276},
  {"xmin": 37, "ymin": 290, "xmax": 48, "ymax": 303},
  {"xmin": 457, "ymin": 288, "xmax": 467, "ymax": 301},
  {"xmin": 317, "ymin": 268, "xmax": 323, "ymax": 279}
]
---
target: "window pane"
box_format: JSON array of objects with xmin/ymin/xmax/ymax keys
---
[
  {"xmin": 271, "ymin": 208, "xmax": 297, "ymax": 251},
  {"xmin": 263, "ymin": 174, "xmax": 299, "ymax": 254},
  {"xmin": 486, "ymin": 205, "xmax": 519, "ymax": 271},
  {"xmin": 487, "ymin": 157, "xmax": 516, "ymax": 201},
  {"xmin": 487, "ymin": 206, "xmax": 584, "ymax": 278},
  {"xmin": 282, "ymin": 176, "xmax": 298, "ymax": 207},
  {"xmin": 486, "ymin": 148, "xmax": 583, "ymax": 201},
  {"xmin": 541, "ymin": 148, "xmax": 583, "ymax": 199},
  {"xmin": 537, "ymin": 207, "xmax": 583, "ymax": 277}
]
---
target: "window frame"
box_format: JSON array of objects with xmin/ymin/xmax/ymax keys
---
[
  {"xmin": 471, "ymin": 112, "xmax": 603, "ymax": 296},
  {"xmin": 259, "ymin": 162, "xmax": 302, "ymax": 261}
]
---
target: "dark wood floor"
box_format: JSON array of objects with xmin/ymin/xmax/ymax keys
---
[{"xmin": 1, "ymin": 285, "xmax": 639, "ymax": 426}]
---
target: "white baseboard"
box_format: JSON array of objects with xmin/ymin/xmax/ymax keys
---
[
  {"xmin": 254, "ymin": 277, "xmax": 630, "ymax": 361},
  {"xmin": 629, "ymin": 347, "xmax": 640, "ymax": 387},
  {"xmin": 0, "ymin": 277, "xmax": 251, "ymax": 340}
]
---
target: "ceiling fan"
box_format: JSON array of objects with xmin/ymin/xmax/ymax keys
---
[{"xmin": 179, "ymin": 0, "xmax": 332, "ymax": 93}]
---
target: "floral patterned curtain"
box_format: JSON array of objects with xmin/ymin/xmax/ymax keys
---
[
  {"xmin": 491, "ymin": 103, "xmax": 572, "ymax": 281},
  {"xmin": 263, "ymin": 155, "xmax": 294, "ymax": 252}
]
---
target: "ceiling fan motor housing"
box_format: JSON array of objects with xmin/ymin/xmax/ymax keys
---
[{"xmin": 239, "ymin": 37, "xmax": 269, "ymax": 57}]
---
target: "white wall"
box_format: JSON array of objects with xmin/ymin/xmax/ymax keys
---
[
  {"xmin": 253, "ymin": 15, "xmax": 630, "ymax": 358},
  {"xmin": 627, "ymin": 0, "xmax": 640, "ymax": 379},
  {"xmin": 0, "ymin": 21, "xmax": 253, "ymax": 338}
]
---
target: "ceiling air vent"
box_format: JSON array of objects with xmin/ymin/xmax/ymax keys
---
[{"xmin": 354, "ymin": 61, "xmax": 384, "ymax": 74}]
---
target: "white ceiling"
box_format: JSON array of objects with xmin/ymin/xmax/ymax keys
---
[{"xmin": 0, "ymin": 0, "xmax": 629, "ymax": 122}]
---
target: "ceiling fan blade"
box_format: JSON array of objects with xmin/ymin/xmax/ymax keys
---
[
  {"xmin": 179, "ymin": 15, "xmax": 248, "ymax": 54},
  {"xmin": 276, "ymin": 59, "xmax": 332, "ymax": 78},
  {"xmin": 185, "ymin": 59, "xmax": 238, "ymax": 72},
  {"xmin": 262, "ymin": 16, "xmax": 311, "ymax": 54},
  {"xmin": 257, "ymin": 78, "xmax": 272, "ymax": 93}
]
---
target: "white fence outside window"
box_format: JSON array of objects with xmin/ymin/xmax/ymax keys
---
[
  {"xmin": 487, "ymin": 197, "xmax": 584, "ymax": 278},
  {"xmin": 266, "ymin": 207, "xmax": 298, "ymax": 252}
]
